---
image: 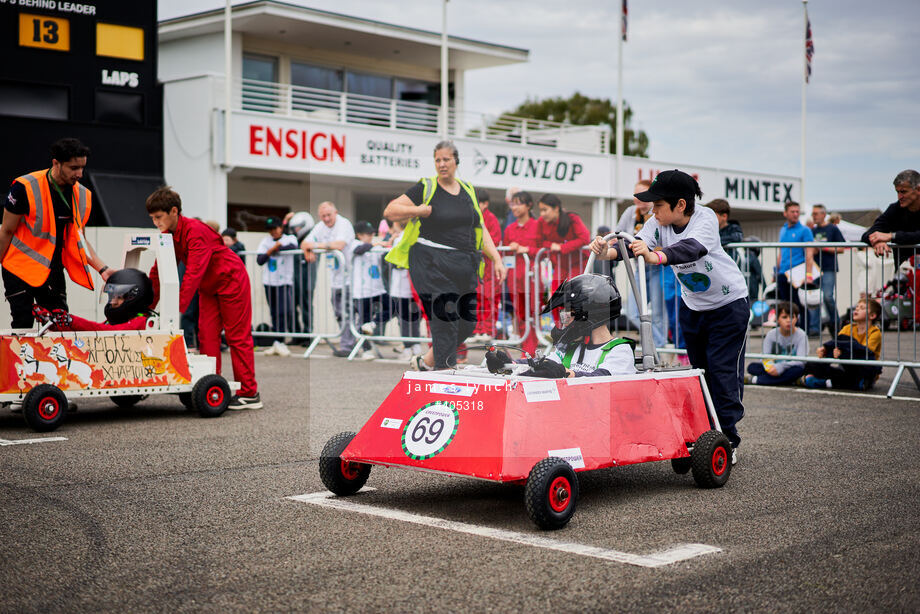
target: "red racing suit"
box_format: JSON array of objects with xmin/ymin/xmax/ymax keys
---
[
  {"xmin": 62, "ymin": 314, "xmax": 151, "ymax": 331},
  {"xmin": 150, "ymin": 215, "xmax": 257, "ymax": 396},
  {"xmin": 473, "ymin": 207, "xmax": 503, "ymax": 337}
]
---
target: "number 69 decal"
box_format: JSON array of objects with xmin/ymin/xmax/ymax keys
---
[{"xmin": 401, "ymin": 402, "xmax": 459, "ymax": 460}]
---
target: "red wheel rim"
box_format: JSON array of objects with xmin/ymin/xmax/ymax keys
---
[
  {"xmin": 340, "ymin": 459, "xmax": 360, "ymax": 481},
  {"xmin": 206, "ymin": 385, "xmax": 225, "ymax": 407},
  {"xmin": 548, "ymin": 476, "xmax": 572, "ymax": 512},
  {"xmin": 712, "ymin": 447, "xmax": 728, "ymax": 476},
  {"xmin": 37, "ymin": 396, "xmax": 60, "ymax": 421}
]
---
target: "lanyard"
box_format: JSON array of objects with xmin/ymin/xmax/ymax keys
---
[{"xmin": 47, "ymin": 169, "xmax": 73, "ymax": 218}]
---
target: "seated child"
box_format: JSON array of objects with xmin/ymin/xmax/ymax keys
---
[
  {"xmin": 347, "ymin": 221, "xmax": 390, "ymax": 340},
  {"xmin": 804, "ymin": 298, "xmax": 882, "ymax": 390},
  {"xmin": 746, "ymin": 302, "xmax": 808, "ymax": 385},
  {"xmin": 486, "ymin": 274, "xmax": 637, "ymax": 378},
  {"xmin": 36, "ymin": 268, "xmax": 155, "ymax": 331}
]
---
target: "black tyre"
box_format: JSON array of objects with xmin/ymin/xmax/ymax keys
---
[
  {"xmin": 22, "ymin": 384, "xmax": 67, "ymax": 432},
  {"xmin": 671, "ymin": 456, "xmax": 692, "ymax": 474},
  {"xmin": 319, "ymin": 431, "xmax": 371, "ymax": 496},
  {"xmin": 525, "ymin": 457, "xmax": 578, "ymax": 530},
  {"xmin": 178, "ymin": 392, "xmax": 194, "ymax": 411},
  {"xmin": 111, "ymin": 394, "xmax": 148, "ymax": 409},
  {"xmin": 191, "ymin": 374, "xmax": 231, "ymax": 418},
  {"xmin": 690, "ymin": 430, "xmax": 732, "ymax": 488}
]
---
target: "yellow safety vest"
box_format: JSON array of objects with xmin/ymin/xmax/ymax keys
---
[{"xmin": 385, "ymin": 176, "xmax": 485, "ymax": 277}]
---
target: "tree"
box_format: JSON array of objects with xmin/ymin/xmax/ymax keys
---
[{"xmin": 471, "ymin": 92, "xmax": 649, "ymax": 157}]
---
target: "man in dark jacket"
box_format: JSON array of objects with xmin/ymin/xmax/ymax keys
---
[{"xmin": 861, "ymin": 169, "xmax": 920, "ymax": 264}]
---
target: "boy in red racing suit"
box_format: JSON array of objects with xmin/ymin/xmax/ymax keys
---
[
  {"xmin": 34, "ymin": 268, "xmax": 156, "ymax": 331},
  {"xmin": 145, "ymin": 187, "xmax": 261, "ymax": 410}
]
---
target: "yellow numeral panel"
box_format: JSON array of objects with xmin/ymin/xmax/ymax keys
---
[{"xmin": 19, "ymin": 13, "xmax": 70, "ymax": 52}]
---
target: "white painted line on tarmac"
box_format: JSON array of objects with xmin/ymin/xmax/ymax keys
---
[
  {"xmin": 288, "ymin": 489, "xmax": 721, "ymax": 568},
  {"xmin": 0, "ymin": 436, "xmax": 68, "ymax": 446},
  {"xmin": 792, "ymin": 388, "xmax": 920, "ymax": 403}
]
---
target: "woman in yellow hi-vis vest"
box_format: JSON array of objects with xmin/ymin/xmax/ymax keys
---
[
  {"xmin": 385, "ymin": 140, "xmax": 506, "ymax": 370},
  {"xmin": 0, "ymin": 138, "xmax": 112, "ymax": 328}
]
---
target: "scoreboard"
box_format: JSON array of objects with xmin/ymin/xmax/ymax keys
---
[{"xmin": 0, "ymin": 0, "xmax": 162, "ymax": 227}]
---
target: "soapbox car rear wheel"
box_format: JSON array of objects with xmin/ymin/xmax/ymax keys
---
[
  {"xmin": 111, "ymin": 395, "xmax": 148, "ymax": 409},
  {"xmin": 690, "ymin": 430, "xmax": 732, "ymax": 488},
  {"xmin": 191, "ymin": 375, "xmax": 231, "ymax": 418},
  {"xmin": 525, "ymin": 457, "xmax": 579, "ymax": 530},
  {"xmin": 22, "ymin": 384, "xmax": 67, "ymax": 432},
  {"xmin": 319, "ymin": 431, "xmax": 371, "ymax": 496}
]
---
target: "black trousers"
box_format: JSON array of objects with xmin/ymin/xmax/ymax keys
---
[
  {"xmin": 2, "ymin": 266, "xmax": 68, "ymax": 329},
  {"xmin": 409, "ymin": 243, "xmax": 480, "ymax": 369},
  {"xmin": 679, "ymin": 296, "xmax": 749, "ymax": 448}
]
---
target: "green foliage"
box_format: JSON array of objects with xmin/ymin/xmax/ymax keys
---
[{"xmin": 470, "ymin": 92, "xmax": 649, "ymax": 157}]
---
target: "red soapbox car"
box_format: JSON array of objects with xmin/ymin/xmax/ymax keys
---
[{"xmin": 319, "ymin": 233, "xmax": 733, "ymax": 529}]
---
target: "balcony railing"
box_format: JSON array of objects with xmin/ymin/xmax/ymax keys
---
[{"xmin": 237, "ymin": 78, "xmax": 610, "ymax": 155}]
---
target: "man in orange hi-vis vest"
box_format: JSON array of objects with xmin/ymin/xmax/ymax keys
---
[{"xmin": 0, "ymin": 138, "xmax": 112, "ymax": 329}]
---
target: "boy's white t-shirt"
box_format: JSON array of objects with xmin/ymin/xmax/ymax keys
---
[
  {"xmin": 761, "ymin": 326, "xmax": 808, "ymax": 374},
  {"xmin": 346, "ymin": 240, "xmax": 386, "ymax": 299},
  {"xmin": 256, "ymin": 234, "xmax": 299, "ymax": 286},
  {"xmin": 637, "ymin": 206, "xmax": 748, "ymax": 311},
  {"xmin": 303, "ymin": 217, "xmax": 355, "ymax": 289},
  {"xmin": 546, "ymin": 340, "xmax": 637, "ymax": 376}
]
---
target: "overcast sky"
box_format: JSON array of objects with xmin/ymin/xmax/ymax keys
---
[{"xmin": 159, "ymin": 0, "xmax": 919, "ymax": 212}]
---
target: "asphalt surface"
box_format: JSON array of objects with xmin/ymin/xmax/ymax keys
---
[{"xmin": 1, "ymin": 348, "xmax": 918, "ymax": 613}]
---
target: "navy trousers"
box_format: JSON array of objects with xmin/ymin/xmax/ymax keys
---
[{"xmin": 679, "ymin": 297, "xmax": 749, "ymax": 448}]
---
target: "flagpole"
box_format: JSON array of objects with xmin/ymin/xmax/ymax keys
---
[
  {"xmin": 615, "ymin": 2, "xmax": 624, "ymax": 203},
  {"xmin": 801, "ymin": 0, "xmax": 808, "ymax": 205},
  {"xmin": 440, "ymin": 0, "xmax": 449, "ymax": 138}
]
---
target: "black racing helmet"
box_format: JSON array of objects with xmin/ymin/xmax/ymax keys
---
[
  {"xmin": 103, "ymin": 268, "xmax": 154, "ymax": 324},
  {"xmin": 541, "ymin": 274, "xmax": 622, "ymax": 344}
]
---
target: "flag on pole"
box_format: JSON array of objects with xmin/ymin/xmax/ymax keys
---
[
  {"xmin": 805, "ymin": 11, "xmax": 814, "ymax": 83},
  {"xmin": 621, "ymin": 0, "xmax": 628, "ymax": 42}
]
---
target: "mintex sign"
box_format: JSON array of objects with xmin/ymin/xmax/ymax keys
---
[
  {"xmin": 230, "ymin": 112, "xmax": 798, "ymax": 207},
  {"xmin": 620, "ymin": 159, "xmax": 799, "ymax": 209}
]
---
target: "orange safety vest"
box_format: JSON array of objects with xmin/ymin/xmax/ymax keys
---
[{"xmin": 3, "ymin": 169, "xmax": 94, "ymax": 290}]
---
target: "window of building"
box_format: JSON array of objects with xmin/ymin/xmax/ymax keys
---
[
  {"xmin": 291, "ymin": 62, "xmax": 343, "ymax": 115},
  {"xmin": 242, "ymin": 53, "xmax": 279, "ymax": 112}
]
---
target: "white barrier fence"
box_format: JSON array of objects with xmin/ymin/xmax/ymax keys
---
[{"xmin": 1, "ymin": 228, "xmax": 916, "ymax": 396}]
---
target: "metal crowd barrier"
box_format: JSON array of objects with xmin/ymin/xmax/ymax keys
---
[
  {"xmin": 238, "ymin": 249, "xmax": 349, "ymax": 356},
  {"xmin": 233, "ymin": 238, "xmax": 919, "ymax": 396},
  {"xmin": 730, "ymin": 240, "xmax": 919, "ymax": 397}
]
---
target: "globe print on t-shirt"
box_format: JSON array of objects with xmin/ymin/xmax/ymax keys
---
[{"xmin": 677, "ymin": 272, "xmax": 711, "ymax": 292}]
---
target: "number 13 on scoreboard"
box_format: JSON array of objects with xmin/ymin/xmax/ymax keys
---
[{"xmin": 19, "ymin": 13, "xmax": 71, "ymax": 52}]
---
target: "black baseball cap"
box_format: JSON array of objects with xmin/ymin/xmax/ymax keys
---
[
  {"xmin": 634, "ymin": 170, "xmax": 700, "ymax": 202},
  {"xmin": 354, "ymin": 220, "xmax": 375, "ymax": 235},
  {"xmin": 265, "ymin": 216, "xmax": 282, "ymax": 230}
]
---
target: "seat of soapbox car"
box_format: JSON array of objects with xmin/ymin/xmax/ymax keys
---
[
  {"xmin": 319, "ymin": 231, "xmax": 733, "ymax": 530},
  {"xmin": 0, "ymin": 233, "xmax": 239, "ymax": 433}
]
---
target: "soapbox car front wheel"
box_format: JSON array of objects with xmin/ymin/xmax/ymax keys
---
[
  {"xmin": 22, "ymin": 384, "xmax": 68, "ymax": 432},
  {"xmin": 690, "ymin": 430, "xmax": 732, "ymax": 488},
  {"xmin": 525, "ymin": 457, "xmax": 579, "ymax": 530},
  {"xmin": 111, "ymin": 395, "xmax": 148, "ymax": 409},
  {"xmin": 319, "ymin": 431, "xmax": 371, "ymax": 496},
  {"xmin": 191, "ymin": 375, "xmax": 231, "ymax": 418}
]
